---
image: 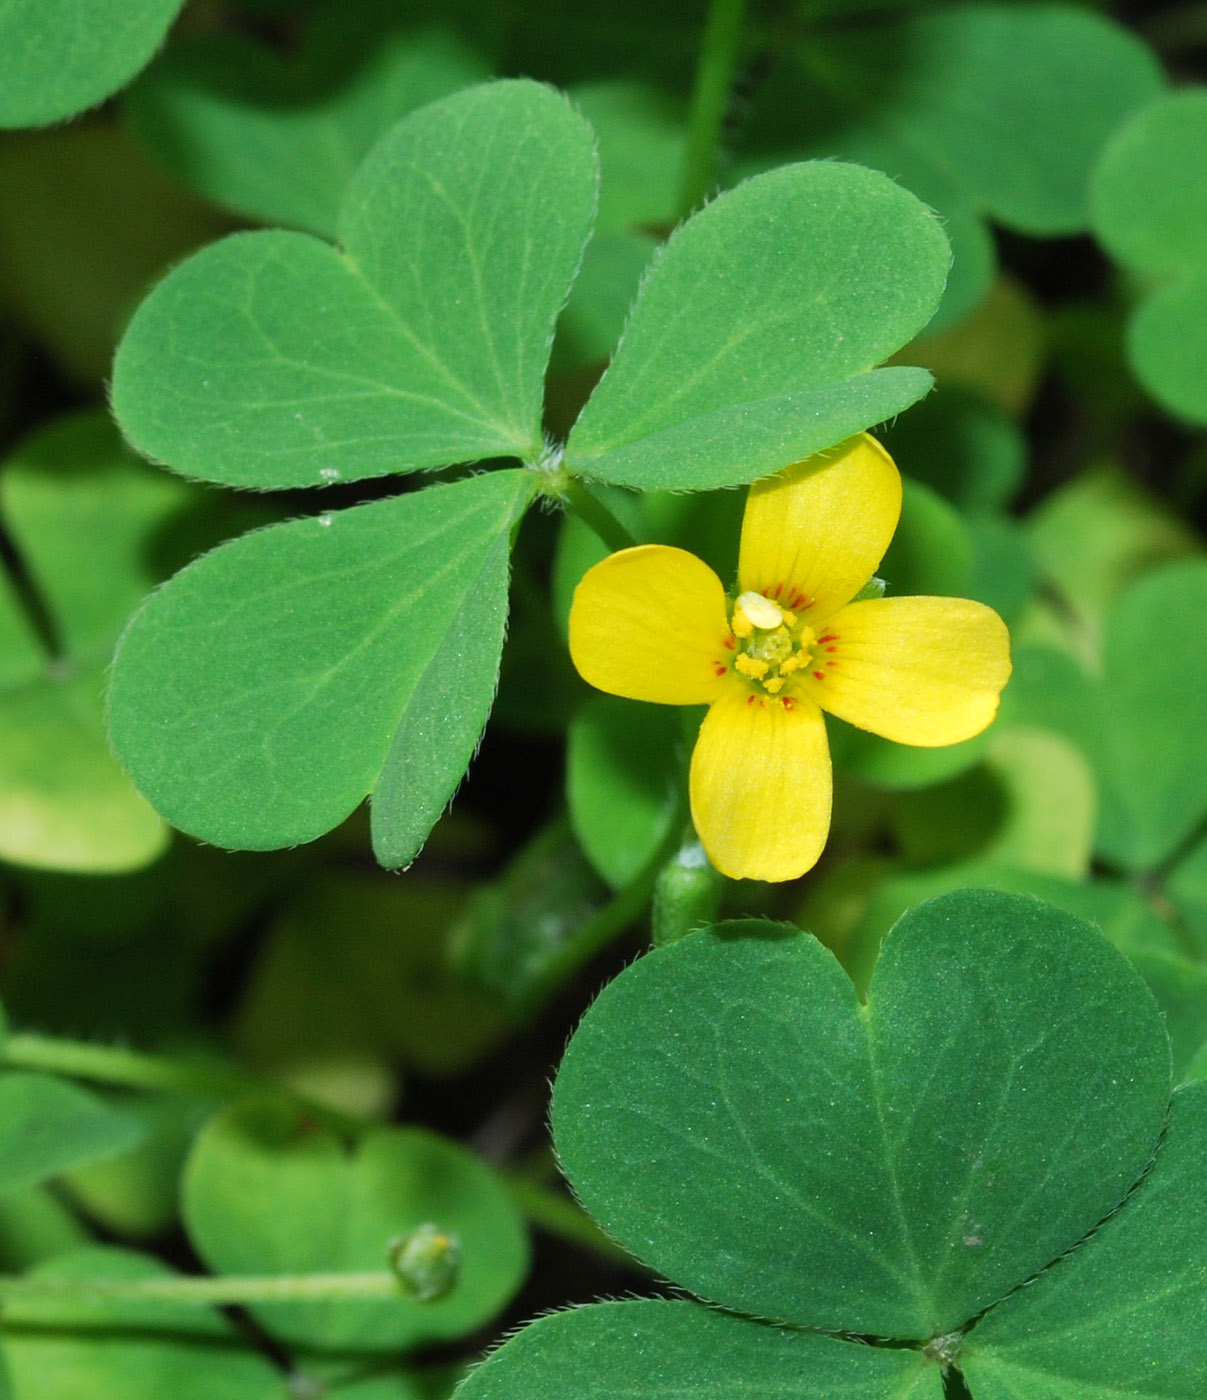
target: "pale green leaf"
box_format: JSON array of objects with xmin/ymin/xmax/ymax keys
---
[
  {"xmin": 107, "ymin": 469, "xmax": 532, "ymax": 853},
  {"xmin": 0, "ymin": 0, "xmax": 185, "ymax": 129},
  {"xmin": 1090, "ymin": 88, "xmax": 1207, "ymax": 278},
  {"xmin": 0, "ymin": 1073, "xmax": 145, "ymax": 1196},
  {"xmin": 112, "ymin": 81, "xmax": 598, "ymax": 488},
  {"xmin": 565, "ymin": 161, "xmax": 947, "ymax": 490},
  {"xmin": 183, "ymin": 1099, "xmax": 528, "ymax": 1351},
  {"xmin": 125, "ymin": 2, "xmax": 489, "ymax": 237},
  {"xmin": 0, "ymin": 1246, "xmax": 282, "ymax": 1400}
]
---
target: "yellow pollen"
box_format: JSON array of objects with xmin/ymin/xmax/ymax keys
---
[
  {"xmin": 734, "ymin": 654, "xmax": 769, "ymax": 680},
  {"xmin": 763, "ymin": 677, "xmax": 784, "ymax": 694},
  {"xmin": 731, "ymin": 609, "xmax": 753, "ymax": 639},
  {"xmin": 780, "ymin": 655, "xmax": 803, "ymax": 675},
  {"xmin": 735, "ymin": 591, "xmax": 783, "ymax": 630}
]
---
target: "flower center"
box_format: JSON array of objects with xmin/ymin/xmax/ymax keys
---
[{"xmin": 730, "ymin": 591, "xmax": 818, "ymax": 696}]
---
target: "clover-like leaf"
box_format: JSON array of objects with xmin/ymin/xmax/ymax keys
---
[
  {"xmin": 962, "ymin": 1081, "xmax": 1207, "ymax": 1399},
  {"xmin": 112, "ymin": 80, "xmax": 598, "ymax": 489},
  {"xmin": 741, "ymin": 4, "xmax": 1163, "ymax": 326},
  {"xmin": 0, "ymin": 1073, "xmax": 145, "ymax": 1195},
  {"xmin": 107, "ymin": 469, "xmax": 532, "ymax": 860},
  {"xmin": 0, "ymin": 0, "xmax": 185, "ymax": 129},
  {"xmin": 564, "ymin": 161, "xmax": 949, "ymax": 491},
  {"xmin": 182, "ymin": 1098, "xmax": 528, "ymax": 1351},
  {"xmin": 552, "ymin": 890, "xmax": 1169, "ymax": 1339},
  {"xmin": 0, "ymin": 1246, "xmax": 282, "ymax": 1400},
  {"xmin": 1090, "ymin": 88, "xmax": 1207, "ymax": 424},
  {"xmin": 0, "ymin": 412, "xmax": 199, "ymax": 872},
  {"xmin": 124, "ymin": 0, "xmax": 490, "ymax": 237},
  {"xmin": 456, "ymin": 1298, "xmax": 944, "ymax": 1400},
  {"xmin": 1005, "ymin": 562, "xmax": 1207, "ymax": 873}
]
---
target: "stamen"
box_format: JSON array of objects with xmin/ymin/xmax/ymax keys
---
[
  {"xmin": 735, "ymin": 591, "xmax": 783, "ymax": 630},
  {"xmin": 734, "ymin": 654, "xmax": 769, "ymax": 680}
]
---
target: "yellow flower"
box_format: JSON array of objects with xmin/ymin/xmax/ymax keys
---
[{"xmin": 568, "ymin": 434, "xmax": 1012, "ymax": 882}]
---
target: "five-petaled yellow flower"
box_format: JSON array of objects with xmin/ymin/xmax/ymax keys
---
[{"xmin": 568, "ymin": 433, "xmax": 1012, "ymax": 882}]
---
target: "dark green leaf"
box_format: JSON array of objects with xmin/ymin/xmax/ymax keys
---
[
  {"xmin": 961, "ymin": 1082, "xmax": 1207, "ymax": 1399},
  {"xmin": 455, "ymin": 1298, "xmax": 943, "ymax": 1400},
  {"xmin": 567, "ymin": 696, "xmax": 683, "ymax": 888},
  {"xmin": 553, "ymin": 891, "xmax": 1169, "ymax": 1338}
]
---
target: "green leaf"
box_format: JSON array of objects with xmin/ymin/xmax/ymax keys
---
[
  {"xmin": 889, "ymin": 729, "xmax": 1096, "ymax": 878},
  {"xmin": 1093, "ymin": 560, "xmax": 1207, "ymax": 870},
  {"xmin": 60, "ymin": 1091, "xmax": 204, "ymax": 1239},
  {"xmin": 455, "ymin": 1298, "xmax": 943, "ymax": 1400},
  {"xmin": 549, "ymin": 230, "xmax": 656, "ymax": 377},
  {"xmin": 1027, "ymin": 464, "xmax": 1200, "ymax": 642},
  {"xmin": 448, "ymin": 819, "xmax": 613, "ymax": 1018},
  {"xmin": 1091, "ymin": 88, "xmax": 1207, "ymax": 279},
  {"xmin": 0, "ymin": 1072, "xmax": 145, "ymax": 1195},
  {"xmin": 881, "ymin": 389, "xmax": 1025, "ymax": 515},
  {"xmin": 2, "ymin": 413, "xmax": 199, "ymax": 665},
  {"xmin": 751, "ymin": 5, "xmax": 1164, "ymax": 236},
  {"xmin": 564, "ymin": 161, "xmax": 948, "ymax": 491},
  {"xmin": 182, "ymin": 1099, "xmax": 528, "ymax": 1351},
  {"xmin": 1127, "ymin": 273, "xmax": 1207, "ymax": 425},
  {"xmin": 125, "ymin": 1, "xmax": 490, "ymax": 237},
  {"xmin": 0, "ymin": 0, "xmax": 185, "ymax": 129},
  {"xmin": 112, "ymin": 81, "xmax": 598, "ymax": 489},
  {"xmin": 370, "ymin": 535, "xmax": 510, "ymax": 870},
  {"xmin": 108, "ymin": 469, "xmax": 531, "ymax": 855},
  {"xmin": 0, "ymin": 413, "xmax": 198, "ymax": 872},
  {"xmin": 552, "ymin": 890, "xmax": 1169, "ymax": 1338},
  {"xmin": 0, "ymin": 669, "xmax": 168, "ymax": 872},
  {"xmin": 1089, "ymin": 89, "xmax": 1207, "ymax": 424},
  {"xmin": 961, "ymin": 1081, "xmax": 1207, "ymax": 1399},
  {"xmin": 0, "ymin": 1246, "xmax": 282, "ymax": 1400},
  {"xmin": 0, "ymin": 123, "xmax": 226, "ymax": 383},
  {"xmin": 233, "ymin": 870, "xmax": 507, "ymax": 1082},
  {"xmin": 567, "ymin": 696, "xmax": 683, "ymax": 888},
  {"xmin": 0, "ymin": 570, "xmax": 44, "ymax": 690},
  {"xmin": 569, "ymin": 81, "xmax": 684, "ymax": 235},
  {"xmin": 1006, "ymin": 561, "xmax": 1207, "ymax": 873}
]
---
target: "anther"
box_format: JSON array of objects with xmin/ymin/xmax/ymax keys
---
[{"xmin": 735, "ymin": 591, "xmax": 784, "ymax": 630}]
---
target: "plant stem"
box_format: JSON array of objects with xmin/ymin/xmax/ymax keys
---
[
  {"xmin": 1, "ymin": 1034, "xmax": 366, "ymax": 1138},
  {"xmin": 1, "ymin": 1033, "xmax": 640, "ymax": 1261},
  {"xmin": 560, "ymin": 479, "xmax": 638, "ymax": 552},
  {"xmin": 0, "ymin": 1270, "xmax": 405, "ymax": 1306},
  {"xmin": 677, "ymin": 0, "xmax": 749, "ymax": 218}
]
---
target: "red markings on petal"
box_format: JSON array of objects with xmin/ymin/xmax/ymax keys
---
[{"xmin": 813, "ymin": 671, "xmax": 825, "ymax": 680}]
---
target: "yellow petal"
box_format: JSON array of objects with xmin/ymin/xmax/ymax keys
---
[
  {"xmin": 690, "ymin": 683, "xmax": 832, "ymax": 881},
  {"xmin": 569, "ymin": 544, "xmax": 732, "ymax": 705},
  {"xmin": 812, "ymin": 596, "xmax": 1012, "ymax": 746},
  {"xmin": 738, "ymin": 433, "xmax": 902, "ymax": 621}
]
